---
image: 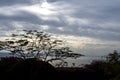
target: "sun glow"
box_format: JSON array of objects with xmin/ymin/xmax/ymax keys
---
[
  {"xmin": 20, "ymin": 0, "xmax": 56, "ymax": 16},
  {"xmin": 41, "ymin": 0, "xmax": 50, "ymax": 8}
]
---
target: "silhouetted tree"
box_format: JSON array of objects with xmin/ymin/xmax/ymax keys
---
[
  {"xmin": 85, "ymin": 50, "xmax": 120, "ymax": 80},
  {"xmin": 0, "ymin": 30, "xmax": 83, "ymax": 62},
  {"xmin": 106, "ymin": 50, "xmax": 120, "ymax": 63}
]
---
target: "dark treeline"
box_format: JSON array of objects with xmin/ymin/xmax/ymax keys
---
[
  {"xmin": 53, "ymin": 49, "xmax": 120, "ymax": 80},
  {"xmin": 0, "ymin": 57, "xmax": 56, "ymax": 80},
  {"xmin": 0, "ymin": 50, "xmax": 120, "ymax": 80},
  {"xmin": 0, "ymin": 57, "xmax": 103, "ymax": 80},
  {"xmin": 84, "ymin": 50, "xmax": 120, "ymax": 80}
]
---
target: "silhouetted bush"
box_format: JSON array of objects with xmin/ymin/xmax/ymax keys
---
[
  {"xmin": 0, "ymin": 57, "xmax": 105, "ymax": 80},
  {"xmin": 2, "ymin": 57, "xmax": 120, "ymax": 80},
  {"xmin": 10, "ymin": 58, "xmax": 56, "ymax": 80},
  {"xmin": 0, "ymin": 57, "xmax": 56, "ymax": 80},
  {"xmin": 85, "ymin": 60, "xmax": 120, "ymax": 80},
  {"xmin": 0, "ymin": 57, "xmax": 23, "ymax": 78}
]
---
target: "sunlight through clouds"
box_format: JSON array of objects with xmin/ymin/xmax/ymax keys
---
[
  {"xmin": 20, "ymin": 4, "xmax": 56, "ymax": 15},
  {"xmin": 65, "ymin": 16, "xmax": 90, "ymax": 25},
  {"xmin": 41, "ymin": 0, "xmax": 50, "ymax": 8},
  {"xmin": 40, "ymin": 25, "xmax": 50, "ymax": 30}
]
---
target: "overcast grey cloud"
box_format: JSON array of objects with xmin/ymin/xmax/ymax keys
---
[{"xmin": 0, "ymin": 0, "xmax": 120, "ymax": 58}]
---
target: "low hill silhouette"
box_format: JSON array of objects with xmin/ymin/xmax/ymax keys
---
[
  {"xmin": 0, "ymin": 57, "xmax": 56, "ymax": 80},
  {"xmin": 0, "ymin": 57, "xmax": 104, "ymax": 80}
]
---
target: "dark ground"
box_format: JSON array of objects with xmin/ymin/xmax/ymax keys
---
[
  {"xmin": 56, "ymin": 67, "xmax": 104, "ymax": 80},
  {"xmin": 0, "ymin": 57, "xmax": 106, "ymax": 80}
]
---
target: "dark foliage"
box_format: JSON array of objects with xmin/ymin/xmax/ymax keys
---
[
  {"xmin": 84, "ymin": 50, "xmax": 120, "ymax": 80},
  {"xmin": 0, "ymin": 57, "xmax": 104, "ymax": 80},
  {"xmin": 0, "ymin": 57, "xmax": 23, "ymax": 79},
  {"xmin": 0, "ymin": 57, "xmax": 56, "ymax": 80},
  {"xmin": 85, "ymin": 60, "xmax": 120, "ymax": 80},
  {"xmin": 1, "ymin": 50, "xmax": 120, "ymax": 80},
  {"xmin": 56, "ymin": 67, "xmax": 103, "ymax": 80}
]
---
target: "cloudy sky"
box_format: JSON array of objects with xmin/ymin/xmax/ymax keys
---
[{"xmin": 0, "ymin": 0, "xmax": 120, "ymax": 57}]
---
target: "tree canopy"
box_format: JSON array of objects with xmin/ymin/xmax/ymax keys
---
[
  {"xmin": 0, "ymin": 30, "xmax": 83, "ymax": 62},
  {"xmin": 106, "ymin": 50, "xmax": 120, "ymax": 63}
]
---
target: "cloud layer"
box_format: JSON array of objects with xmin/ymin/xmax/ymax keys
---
[{"xmin": 0, "ymin": 0, "xmax": 120, "ymax": 56}]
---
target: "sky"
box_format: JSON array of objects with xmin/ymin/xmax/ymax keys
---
[{"xmin": 0, "ymin": 0, "xmax": 120, "ymax": 58}]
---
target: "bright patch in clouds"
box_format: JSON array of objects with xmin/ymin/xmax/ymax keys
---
[
  {"xmin": 41, "ymin": 25, "xmax": 50, "ymax": 30},
  {"xmin": 57, "ymin": 27, "xmax": 64, "ymax": 31},
  {"xmin": 41, "ymin": 0, "xmax": 50, "ymax": 8},
  {"xmin": 20, "ymin": 4, "xmax": 56, "ymax": 15},
  {"xmin": 65, "ymin": 16, "xmax": 90, "ymax": 25}
]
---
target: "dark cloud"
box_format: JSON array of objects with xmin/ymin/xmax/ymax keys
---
[
  {"xmin": 0, "ymin": 11, "xmax": 43, "ymax": 24},
  {"xmin": 0, "ymin": 0, "xmax": 120, "ymax": 56},
  {"xmin": 59, "ymin": 0, "xmax": 120, "ymax": 41},
  {"xmin": 47, "ymin": 0, "xmax": 58, "ymax": 2},
  {"xmin": 0, "ymin": 0, "xmax": 31, "ymax": 6}
]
